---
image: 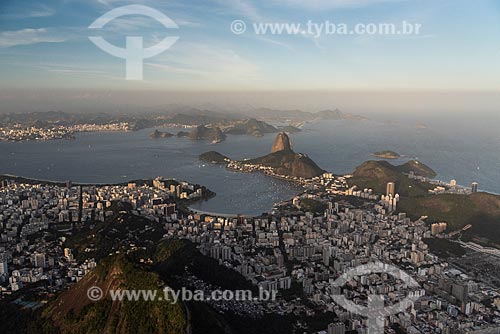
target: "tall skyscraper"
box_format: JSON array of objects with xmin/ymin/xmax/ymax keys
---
[
  {"xmin": 328, "ymin": 322, "xmax": 346, "ymax": 334},
  {"xmin": 0, "ymin": 261, "xmax": 7, "ymax": 275},
  {"xmin": 471, "ymin": 182, "xmax": 478, "ymax": 193},
  {"xmin": 386, "ymin": 182, "xmax": 395, "ymax": 197},
  {"xmin": 323, "ymin": 246, "xmax": 330, "ymax": 266},
  {"xmin": 64, "ymin": 248, "xmax": 74, "ymax": 261},
  {"xmin": 34, "ymin": 253, "xmax": 46, "ymax": 268},
  {"xmin": 0, "ymin": 254, "xmax": 8, "ymax": 275}
]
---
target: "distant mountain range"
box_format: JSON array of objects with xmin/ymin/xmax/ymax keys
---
[
  {"xmin": 0, "ymin": 108, "xmax": 366, "ymax": 130},
  {"xmin": 152, "ymin": 118, "xmax": 299, "ymax": 143},
  {"xmin": 233, "ymin": 107, "xmax": 367, "ymax": 123}
]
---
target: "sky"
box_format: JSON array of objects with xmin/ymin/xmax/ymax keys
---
[{"xmin": 0, "ymin": 0, "xmax": 499, "ymax": 111}]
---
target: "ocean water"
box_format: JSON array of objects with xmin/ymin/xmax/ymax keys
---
[{"xmin": 1, "ymin": 113, "xmax": 499, "ymax": 214}]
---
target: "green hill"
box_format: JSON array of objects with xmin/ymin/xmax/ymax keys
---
[
  {"xmin": 398, "ymin": 160, "xmax": 437, "ymax": 178},
  {"xmin": 43, "ymin": 256, "xmax": 186, "ymax": 334},
  {"xmin": 350, "ymin": 160, "xmax": 433, "ymax": 197},
  {"xmin": 350, "ymin": 160, "xmax": 500, "ymax": 244},
  {"xmin": 65, "ymin": 206, "xmax": 166, "ymax": 262},
  {"xmin": 199, "ymin": 151, "xmax": 229, "ymax": 164},
  {"xmin": 399, "ymin": 192, "xmax": 500, "ymax": 244}
]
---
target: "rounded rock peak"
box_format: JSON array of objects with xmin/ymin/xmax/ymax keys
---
[{"xmin": 271, "ymin": 132, "xmax": 293, "ymax": 153}]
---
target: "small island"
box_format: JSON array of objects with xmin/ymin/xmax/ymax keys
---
[
  {"xmin": 416, "ymin": 122, "xmax": 428, "ymax": 129},
  {"xmin": 188, "ymin": 125, "xmax": 226, "ymax": 143},
  {"xmin": 199, "ymin": 151, "xmax": 230, "ymax": 164},
  {"xmin": 149, "ymin": 129, "xmax": 174, "ymax": 139},
  {"xmin": 373, "ymin": 150, "xmax": 401, "ymax": 159},
  {"xmin": 174, "ymin": 126, "xmax": 226, "ymax": 143}
]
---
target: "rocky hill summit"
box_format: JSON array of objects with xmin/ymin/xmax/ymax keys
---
[{"xmin": 271, "ymin": 132, "xmax": 293, "ymax": 153}]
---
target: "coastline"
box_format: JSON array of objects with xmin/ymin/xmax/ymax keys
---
[
  {"xmin": 0, "ymin": 174, "xmax": 216, "ymax": 200},
  {"xmin": 1, "ymin": 172, "xmax": 297, "ymax": 218}
]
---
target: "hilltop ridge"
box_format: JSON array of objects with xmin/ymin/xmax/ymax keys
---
[
  {"xmin": 223, "ymin": 118, "xmax": 278, "ymax": 137},
  {"xmin": 351, "ymin": 160, "xmax": 435, "ymax": 196}
]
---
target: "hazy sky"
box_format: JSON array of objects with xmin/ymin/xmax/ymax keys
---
[{"xmin": 0, "ymin": 0, "xmax": 499, "ymax": 111}]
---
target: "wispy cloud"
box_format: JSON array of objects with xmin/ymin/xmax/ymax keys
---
[
  {"xmin": 26, "ymin": 5, "xmax": 57, "ymax": 18},
  {"xmin": 0, "ymin": 28, "xmax": 68, "ymax": 48},
  {"xmin": 34, "ymin": 63, "xmax": 122, "ymax": 80},
  {"xmin": 93, "ymin": 0, "xmax": 151, "ymax": 7},
  {"xmin": 209, "ymin": 0, "xmax": 297, "ymax": 50},
  {"xmin": 254, "ymin": 36, "xmax": 294, "ymax": 50},
  {"xmin": 174, "ymin": 19, "xmax": 203, "ymax": 28},
  {"xmin": 0, "ymin": 4, "xmax": 56, "ymax": 19},
  {"xmin": 146, "ymin": 42, "xmax": 261, "ymax": 83},
  {"xmin": 36, "ymin": 63, "xmax": 107, "ymax": 74},
  {"xmin": 275, "ymin": 0, "xmax": 405, "ymax": 10},
  {"xmin": 211, "ymin": 0, "xmax": 262, "ymax": 21},
  {"xmin": 99, "ymin": 16, "xmax": 168, "ymax": 32}
]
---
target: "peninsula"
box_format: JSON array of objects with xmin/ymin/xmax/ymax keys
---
[{"xmin": 200, "ymin": 132, "xmax": 325, "ymax": 180}]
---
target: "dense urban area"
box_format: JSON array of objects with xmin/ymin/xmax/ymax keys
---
[{"xmin": 1, "ymin": 165, "xmax": 499, "ymax": 334}]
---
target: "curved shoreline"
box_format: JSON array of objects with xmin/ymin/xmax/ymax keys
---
[
  {"xmin": 187, "ymin": 207, "xmax": 256, "ymax": 218},
  {"xmin": 0, "ymin": 173, "xmax": 152, "ymax": 187}
]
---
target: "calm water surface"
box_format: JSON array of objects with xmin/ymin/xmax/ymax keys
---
[{"xmin": 1, "ymin": 113, "xmax": 499, "ymax": 214}]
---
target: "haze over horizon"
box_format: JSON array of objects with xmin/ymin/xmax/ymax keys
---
[{"xmin": 1, "ymin": 89, "xmax": 499, "ymax": 114}]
